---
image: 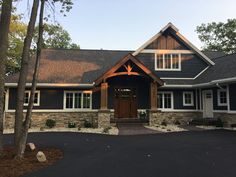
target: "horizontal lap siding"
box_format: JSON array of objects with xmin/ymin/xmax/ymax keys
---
[
  {"xmin": 229, "ymin": 83, "xmax": 236, "ymax": 110},
  {"xmin": 159, "ymin": 89, "xmax": 196, "ymax": 110},
  {"xmin": 8, "ymin": 88, "xmax": 64, "ymax": 110}
]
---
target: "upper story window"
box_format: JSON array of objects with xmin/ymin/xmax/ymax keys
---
[
  {"xmin": 24, "ymin": 91, "xmax": 40, "ymax": 106},
  {"xmin": 64, "ymin": 91, "xmax": 92, "ymax": 110},
  {"xmin": 155, "ymin": 53, "xmax": 181, "ymax": 71},
  {"xmin": 217, "ymin": 89, "xmax": 227, "ymax": 106}
]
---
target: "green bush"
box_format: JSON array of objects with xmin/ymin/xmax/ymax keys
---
[
  {"xmin": 103, "ymin": 126, "xmax": 111, "ymax": 133},
  {"xmin": 215, "ymin": 118, "xmax": 224, "ymax": 127},
  {"xmin": 45, "ymin": 119, "xmax": 56, "ymax": 128},
  {"xmin": 84, "ymin": 120, "xmax": 92, "ymax": 128},
  {"xmin": 68, "ymin": 121, "xmax": 76, "ymax": 128},
  {"xmin": 231, "ymin": 124, "xmax": 236, "ymax": 128},
  {"xmin": 139, "ymin": 111, "xmax": 147, "ymax": 120}
]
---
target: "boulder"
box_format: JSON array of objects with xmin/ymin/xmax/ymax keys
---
[
  {"xmin": 26, "ymin": 143, "xmax": 36, "ymax": 151},
  {"xmin": 36, "ymin": 151, "xmax": 47, "ymax": 162}
]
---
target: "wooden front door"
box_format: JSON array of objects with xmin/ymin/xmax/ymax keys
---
[{"xmin": 114, "ymin": 88, "xmax": 137, "ymax": 118}]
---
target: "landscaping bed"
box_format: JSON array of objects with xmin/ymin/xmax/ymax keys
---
[{"xmin": 0, "ymin": 146, "xmax": 63, "ymax": 177}]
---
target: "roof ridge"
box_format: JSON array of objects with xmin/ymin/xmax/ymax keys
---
[{"xmin": 42, "ymin": 48, "xmax": 134, "ymax": 52}]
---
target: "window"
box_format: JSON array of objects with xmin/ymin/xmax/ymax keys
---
[
  {"xmin": 155, "ymin": 53, "xmax": 181, "ymax": 71},
  {"xmin": 158, "ymin": 92, "xmax": 173, "ymax": 109},
  {"xmin": 183, "ymin": 92, "xmax": 194, "ymax": 106},
  {"xmin": 64, "ymin": 91, "xmax": 92, "ymax": 109},
  {"xmin": 217, "ymin": 89, "xmax": 227, "ymax": 106},
  {"xmin": 24, "ymin": 91, "xmax": 40, "ymax": 106}
]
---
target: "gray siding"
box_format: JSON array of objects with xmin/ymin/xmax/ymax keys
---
[
  {"xmin": 229, "ymin": 83, "xmax": 236, "ymax": 110},
  {"xmin": 137, "ymin": 53, "xmax": 208, "ymax": 78}
]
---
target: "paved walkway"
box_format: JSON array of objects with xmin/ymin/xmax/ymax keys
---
[{"xmin": 117, "ymin": 123, "xmax": 159, "ymax": 135}]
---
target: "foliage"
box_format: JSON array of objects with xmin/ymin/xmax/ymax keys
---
[
  {"xmin": 139, "ymin": 111, "xmax": 147, "ymax": 120},
  {"xmin": 174, "ymin": 120, "xmax": 181, "ymax": 125},
  {"xmin": 103, "ymin": 127, "xmax": 111, "ymax": 133},
  {"xmin": 196, "ymin": 19, "xmax": 236, "ymax": 54},
  {"xmin": 84, "ymin": 120, "xmax": 93, "ymax": 128},
  {"xmin": 68, "ymin": 121, "xmax": 76, "ymax": 128},
  {"xmin": 161, "ymin": 120, "xmax": 167, "ymax": 126},
  {"xmin": 45, "ymin": 119, "xmax": 56, "ymax": 128}
]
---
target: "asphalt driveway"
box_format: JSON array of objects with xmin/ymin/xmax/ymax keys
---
[{"xmin": 3, "ymin": 130, "xmax": 236, "ymax": 177}]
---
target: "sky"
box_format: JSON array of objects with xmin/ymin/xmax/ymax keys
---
[{"xmin": 16, "ymin": 0, "xmax": 236, "ymax": 50}]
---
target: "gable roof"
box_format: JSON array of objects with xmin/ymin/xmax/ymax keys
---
[
  {"xmin": 133, "ymin": 23, "xmax": 215, "ymax": 66},
  {"xmin": 94, "ymin": 53, "xmax": 164, "ymax": 85},
  {"xmin": 5, "ymin": 48, "xmax": 227, "ymax": 87}
]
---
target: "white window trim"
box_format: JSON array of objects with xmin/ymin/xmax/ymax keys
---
[
  {"xmin": 23, "ymin": 90, "xmax": 40, "ymax": 106},
  {"xmin": 155, "ymin": 53, "xmax": 181, "ymax": 71},
  {"xmin": 217, "ymin": 89, "xmax": 228, "ymax": 106},
  {"xmin": 158, "ymin": 91, "xmax": 174, "ymax": 110},
  {"xmin": 63, "ymin": 90, "xmax": 92, "ymax": 110},
  {"xmin": 183, "ymin": 91, "xmax": 194, "ymax": 106}
]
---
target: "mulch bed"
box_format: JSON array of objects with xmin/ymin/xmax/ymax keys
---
[{"xmin": 0, "ymin": 146, "xmax": 63, "ymax": 177}]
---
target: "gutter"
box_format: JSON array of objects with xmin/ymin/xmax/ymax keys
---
[{"xmin": 5, "ymin": 82, "xmax": 95, "ymax": 88}]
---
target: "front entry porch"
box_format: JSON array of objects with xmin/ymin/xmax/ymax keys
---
[{"xmin": 94, "ymin": 54, "xmax": 164, "ymax": 128}]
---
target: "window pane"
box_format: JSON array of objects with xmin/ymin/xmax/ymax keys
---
[
  {"xmin": 24, "ymin": 92, "xmax": 29, "ymax": 104},
  {"xmin": 74, "ymin": 93, "xmax": 82, "ymax": 108},
  {"xmin": 164, "ymin": 93, "xmax": 172, "ymax": 108},
  {"xmin": 164, "ymin": 54, "xmax": 171, "ymax": 69},
  {"xmin": 34, "ymin": 92, "xmax": 38, "ymax": 104},
  {"xmin": 220, "ymin": 91, "xmax": 227, "ymax": 104},
  {"xmin": 83, "ymin": 93, "xmax": 91, "ymax": 109},
  {"xmin": 66, "ymin": 93, "xmax": 73, "ymax": 109},
  {"xmin": 184, "ymin": 93, "xmax": 192, "ymax": 104},
  {"xmin": 172, "ymin": 54, "xmax": 179, "ymax": 69},
  {"xmin": 157, "ymin": 93, "xmax": 163, "ymax": 108},
  {"xmin": 156, "ymin": 54, "xmax": 163, "ymax": 69}
]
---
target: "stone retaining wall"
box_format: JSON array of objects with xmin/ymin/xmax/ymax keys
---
[
  {"xmin": 4, "ymin": 111, "xmax": 98, "ymax": 129},
  {"xmin": 214, "ymin": 113, "xmax": 236, "ymax": 126}
]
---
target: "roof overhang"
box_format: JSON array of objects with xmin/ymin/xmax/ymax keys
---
[
  {"xmin": 5, "ymin": 83, "xmax": 95, "ymax": 88},
  {"xmin": 94, "ymin": 53, "xmax": 164, "ymax": 86}
]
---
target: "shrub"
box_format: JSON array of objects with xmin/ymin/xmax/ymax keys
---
[
  {"xmin": 174, "ymin": 120, "xmax": 181, "ymax": 125},
  {"xmin": 215, "ymin": 118, "xmax": 224, "ymax": 127},
  {"xmin": 68, "ymin": 121, "xmax": 76, "ymax": 128},
  {"xmin": 103, "ymin": 126, "xmax": 111, "ymax": 133},
  {"xmin": 161, "ymin": 120, "xmax": 167, "ymax": 126},
  {"xmin": 231, "ymin": 124, "xmax": 236, "ymax": 128},
  {"xmin": 45, "ymin": 119, "xmax": 56, "ymax": 128},
  {"xmin": 84, "ymin": 120, "xmax": 92, "ymax": 128},
  {"xmin": 139, "ymin": 111, "xmax": 147, "ymax": 120}
]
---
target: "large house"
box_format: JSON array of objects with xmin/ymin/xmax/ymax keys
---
[{"xmin": 4, "ymin": 23, "xmax": 236, "ymax": 128}]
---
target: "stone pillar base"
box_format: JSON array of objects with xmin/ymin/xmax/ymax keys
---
[
  {"xmin": 148, "ymin": 109, "xmax": 160, "ymax": 126},
  {"xmin": 98, "ymin": 109, "xmax": 111, "ymax": 128}
]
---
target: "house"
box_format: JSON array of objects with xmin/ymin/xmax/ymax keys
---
[{"xmin": 4, "ymin": 23, "xmax": 236, "ymax": 128}]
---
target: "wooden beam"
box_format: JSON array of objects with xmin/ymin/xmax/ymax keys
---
[
  {"xmin": 150, "ymin": 82, "xmax": 158, "ymax": 110},
  {"xmin": 100, "ymin": 82, "xmax": 108, "ymax": 110}
]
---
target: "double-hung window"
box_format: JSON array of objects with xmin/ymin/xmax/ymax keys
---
[
  {"xmin": 183, "ymin": 92, "xmax": 194, "ymax": 106},
  {"xmin": 64, "ymin": 91, "xmax": 92, "ymax": 109},
  {"xmin": 157, "ymin": 92, "xmax": 173, "ymax": 109},
  {"xmin": 24, "ymin": 91, "xmax": 40, "ymax": 106},
  {"xmin": 155, "ymin": 53, "xmax": 181, "ymax": 71},
  {"xmin": 217, "ymin": 89, "xmax": 227, "ymax": 106}
]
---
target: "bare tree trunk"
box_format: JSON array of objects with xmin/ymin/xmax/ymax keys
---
[
  {"xmin": 14, "ymin": 0, "xmax": 39, "ymax": 148},
  {"xmin": 0, "ymin": 0, "xmax": 13, "ymax": 157},
  {"xmin": 16, "ymin": 0, "xmax": 45, "ymax": 157}
]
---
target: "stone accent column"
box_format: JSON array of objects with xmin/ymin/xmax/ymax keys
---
[
  {"xmin": 100, "ymin": 82, "xmax": 108, "ymax": 110},
  {"xmin": 98, "ymin": 110, "xmax": 110, "ymax": 128},
  {"xmin": 149, "ymin": 81, "xmax": 159, "ymax": 126}
]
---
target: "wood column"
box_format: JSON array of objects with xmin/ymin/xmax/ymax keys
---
[
  {"xmin": 150, "ymin": 82, "xmax": 158, "ymax": 110},
  {"xmin": 100, "ymin": 82, "xmax": 108, "ymax": 110}
]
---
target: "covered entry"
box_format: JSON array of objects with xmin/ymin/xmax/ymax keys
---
[{"xmin": 95, "ymin": 53, "xmax": 164, "ymax": 120}]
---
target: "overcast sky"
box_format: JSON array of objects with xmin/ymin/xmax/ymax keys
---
[{"xmin": 16, "ymin": 0, "xmax": 236, "ymax": 50}]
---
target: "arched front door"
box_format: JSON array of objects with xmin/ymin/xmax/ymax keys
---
[{"xmin": 114, "ymin": 88, "xmax": 137, "ymax": 118}]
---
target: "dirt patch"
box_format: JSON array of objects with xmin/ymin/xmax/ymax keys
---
[{"xmin": 0, "ymin": 146, "xmax": 63, "ymax": 177}]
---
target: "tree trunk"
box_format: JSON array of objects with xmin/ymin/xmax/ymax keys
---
[
  {"xmin": 0, "ymin": 0, "xmax": 13, "ymax": 157},
  {"xmin": 16, "ymin": 0, "xmax": 45, "ymax": 157},
  {"xmin": 14, "ymin": 0, "xmax": 39, "ymax": 148}
]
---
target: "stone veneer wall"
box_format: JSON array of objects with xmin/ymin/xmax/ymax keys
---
[
  {"xmin": 4, "ymin": 111, "xmax": 98, "ymax": 129},
  {"xmin": 149, "ymin": 111, "xmax": 202, "ymax": 126},
  {"xmin": 214, "ymin": 113, "xmax": 236, "ymax": 126}
]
